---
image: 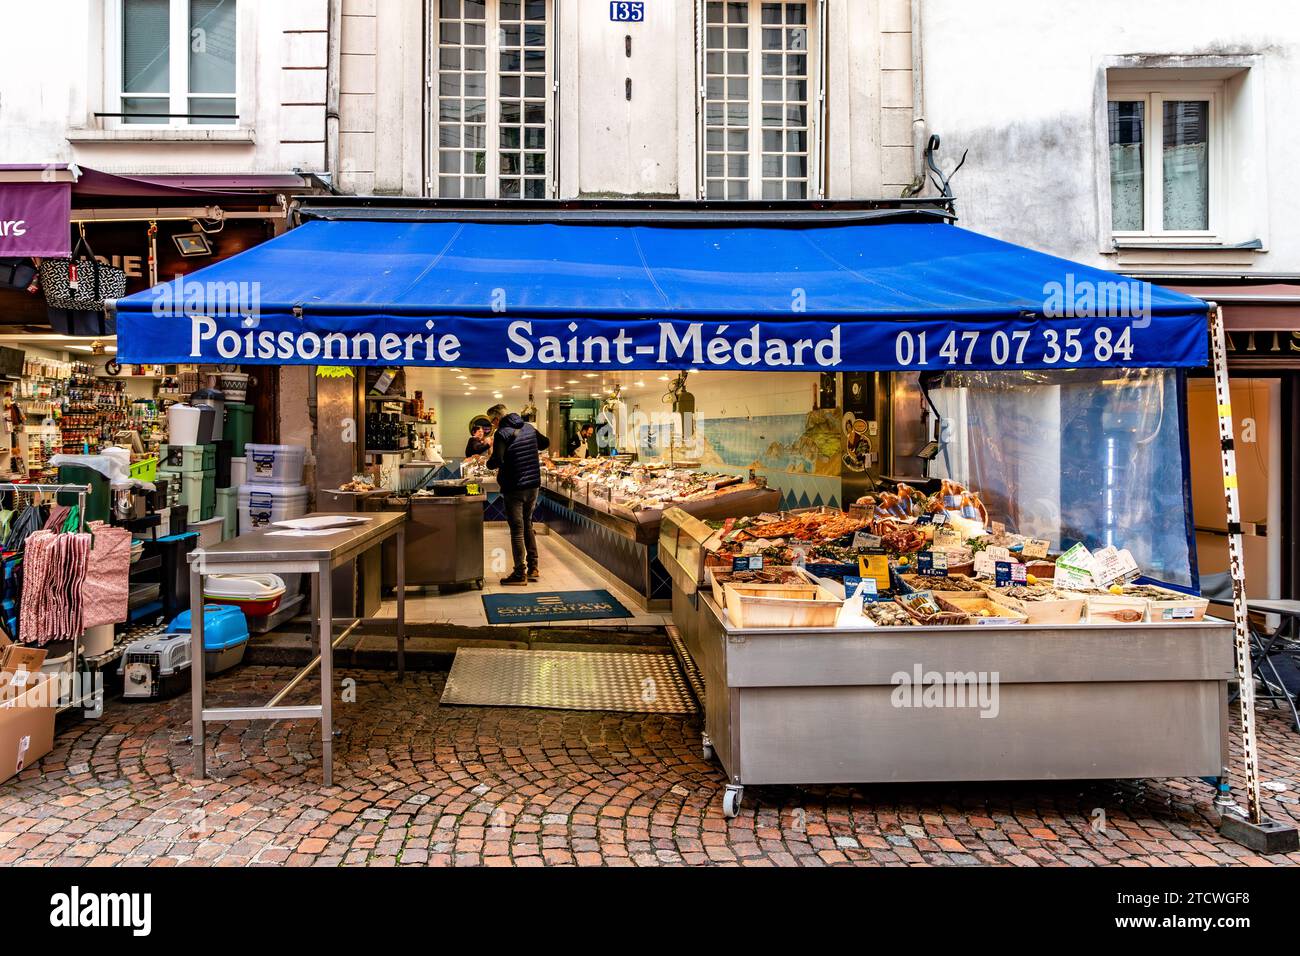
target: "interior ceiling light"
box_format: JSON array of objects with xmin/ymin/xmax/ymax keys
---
[
  {"xmin": 566, "ymin": 379, "xmax": 579, "ymax": 384},
  {"xmin": 584, "ymin": 373, "xmax": 598, "ymax": 378},
  {"xmin": 634, "ymin": 380, "xmax": 645, "ymax": 387}
]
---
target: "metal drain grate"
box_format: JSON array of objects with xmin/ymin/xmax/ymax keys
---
[{"xmin": 440, "ymin": 647, "xmax": 698, "ymax": 715}]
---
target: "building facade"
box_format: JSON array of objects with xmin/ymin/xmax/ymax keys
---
[
  {"xmin": 919, "ymin": 0, "xmax": 1300, "ymax": 599},
  {"xmin": 333, "ymin": 0, "xmax": 922, "ymax": 200}
]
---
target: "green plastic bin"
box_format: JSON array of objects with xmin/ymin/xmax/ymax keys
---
[
  {"xmin": 225, "ymin": 404, "xmax": 254, "ymax": 457},
  {"xmin": 55, "ymin": 466, "xmax": 110, "ymax": 524}
]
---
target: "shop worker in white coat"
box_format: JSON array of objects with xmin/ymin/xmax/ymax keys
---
[{"xmin": 486, "ymin": 404, "xmax": 551, "ymax": 586}]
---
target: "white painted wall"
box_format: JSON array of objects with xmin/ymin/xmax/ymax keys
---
[
  {"xmin": 0, "ymin": 0, "xmax": 328, "ymax": 175},
  {"xmin": 339, "ymin": 0, "xmax": 918, "ymax": 199},
  {"xmin": 920, "ymin": 0, "xmax": 1300, "ymax": 272}
]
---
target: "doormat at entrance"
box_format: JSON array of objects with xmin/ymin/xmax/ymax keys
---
[
  {"xmin": 440, "ymin": 647, "xmax": 697, "ymax": 715},
  {"xmin": 481, "ymin": 589, "xmax": 633, "ymax": 624}
]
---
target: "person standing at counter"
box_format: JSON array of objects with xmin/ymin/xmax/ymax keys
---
[
  {"xmin": 465, "ymin": 423, "xmax": 491, "ymax": 458},
  {"xmin": 569, "ymin": 423, "xmax": 595, "ymax": 458},
  {"xmin": 486, "ymin": 403, "xmax": 550, "ymax": 585}
]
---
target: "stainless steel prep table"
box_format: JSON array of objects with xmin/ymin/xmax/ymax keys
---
[{"xmin": 187, "ymin": 511, "xmax": 407, "ymax": 785}]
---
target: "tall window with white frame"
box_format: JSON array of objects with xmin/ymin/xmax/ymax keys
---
[
  {"xmin": 1108, "ymin": 86, "xmax": 1216, "ymax": 238},
  {"xmin": 702, "ymin": 0, "xmax": 814, "ymax": 200},
  {"xmin": 119, "ymin": 0, "xmax": 237, "ymax": 125},
  {"xmin": 436, "ymin": 0, "xmax": 551, "ymax": 199}
]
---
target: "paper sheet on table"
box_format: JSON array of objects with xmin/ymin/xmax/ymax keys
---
[
  {"xmin": 265, "ymin": 528, "xmax": 356, "ymax": 537},
  {"xmin": 272, "ymin": 515, "xmax": 371, "ymax": 530}
]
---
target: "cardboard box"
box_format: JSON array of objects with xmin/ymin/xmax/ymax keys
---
[
  {"xmin": 0, "ymin": 672, "xmax": 56, "ymax": 784},
  {"xmin": 1, "ymin": 644, "xmax": 46, "ymax": 676}
]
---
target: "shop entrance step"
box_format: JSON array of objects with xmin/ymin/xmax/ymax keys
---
[{"xmin": 244, "ymin": 619, "xmax": 670, "ymax": 671}]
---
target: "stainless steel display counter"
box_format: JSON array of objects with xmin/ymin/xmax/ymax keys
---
[
  {"xmin": 539, "ymin": 479, "xmax": 781, "ymax": 606},
  {"xmin": 381, "ymin": 493, "xmax": 486, "ymax": 591},
  {"xmin": 187, "ymin": 511, "xmax": 407, "ymax": 786},
  {"xmin": 682, "ymin": 589, "xmax": 1234, "ymax": 818}
]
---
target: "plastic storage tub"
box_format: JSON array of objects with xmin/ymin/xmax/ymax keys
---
[
  {"xmin": 245, "ymin": 444, "xmax": 307, "ymax": 484},
  {"xmin": 202, "ymin": 573, "xmax": 286, "ymax": 616},
  {"xmin": 169, "ymin": 604, "xmax": 250, "ymax": 675},
  {"xmin": 189, "ymin": 516, "xmax": 225, "ymax": 549},
  {"xmin": 238, "ymin": 483, "xmax": 309, "ymax": 530},
  {"xmin": 230, "ymin": 457, "xmax": 247, "ymax": 488}
]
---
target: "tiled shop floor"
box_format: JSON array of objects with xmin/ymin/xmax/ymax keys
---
[
  {"xmin": 1, "ymin": 666, "xmax": 1298, "ymax": 866},
  {"xmin": 371, "ymin": 524, "xmax": 670, "ymax": 629}
]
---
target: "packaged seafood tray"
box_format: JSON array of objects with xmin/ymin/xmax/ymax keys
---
[
  {"xmin": 723, "ymin": 582, "xmax": 842, "ymax": 629},
  {"xmin": 985, "ymin": 585, "xmax": 1086, "ymax": 625}
]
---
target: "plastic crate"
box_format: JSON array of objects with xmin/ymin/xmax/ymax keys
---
[
  {"xmin": 159, "ymin": 444, "xmax": 216, "ymax": 473},
  {"xmin": 129, "ymin": 456, "xmax": 158, "ymax": 484}
]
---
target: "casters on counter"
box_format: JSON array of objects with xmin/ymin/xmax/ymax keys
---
[
  {"xmin": 722, "ymin": 784, "xmax": 743, "ymax": 819},
  {"xmin": 701, "ymin": 732, "xmax": 713, "ymax": 762},
  {"xmin": 475, "ymin": 579, "xmax": 485, "ymax": 590}
]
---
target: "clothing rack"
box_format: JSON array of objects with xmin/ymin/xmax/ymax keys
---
[
  {"xmin": 0, "ymin": 483, "xmax": 90, "ymax": 533},
  {"xmin": 0, "ymin": 482, "xmax": 95, "ymax": 714}
]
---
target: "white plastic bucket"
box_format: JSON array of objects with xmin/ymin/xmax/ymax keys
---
[
  {"xmin": 245, "ymin": 444, "xmax": 307, "ymax": 484},
  {"xmin": 167, "ymin": 404, "xmax": 202, "ymax": 446},
  {"xmin": 82, "ymin": 624, "xmax": 115, "ymax": 657}
]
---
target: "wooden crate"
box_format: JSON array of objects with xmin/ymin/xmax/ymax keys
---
[
  {"xmin": 1135, "ymin": 587, "xmax": 1211, "ymax": 623},
  {"xmin": 986, "ymin": 588, "xmax": 1085, "ymax": 625},
  {"xmin": 707, "ymin": 567, "xmax": 807, "ymax": 608},
  {"xmin": 723, "ymin": 582, "xmax": 842, "ymax": 629},
  {"xmin": 1080, "ymin": 592, "xmax": 1148, "ymax": 624},
  {"xmin": 935, "ymin": 594, "xmax": 1029, "ymax": 625}
]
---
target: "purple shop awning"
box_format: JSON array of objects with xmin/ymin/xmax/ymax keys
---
[{"xmin": 0, "ymin": 175, "xmax": 71, "ymax": 258}]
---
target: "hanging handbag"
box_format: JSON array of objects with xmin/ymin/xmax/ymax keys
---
[{"xmin": 38, "ymin": 230, "xmax": 127, "ymax": 312}]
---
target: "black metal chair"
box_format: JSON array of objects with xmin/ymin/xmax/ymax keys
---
[{"xmin": 1206, "ymin": 572, "xmax": 1300, "ymax": 732}]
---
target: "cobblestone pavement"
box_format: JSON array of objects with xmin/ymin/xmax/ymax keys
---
[{"xmin": 0, "ymin": 665, "xmax": 1297, "ymax": 867}]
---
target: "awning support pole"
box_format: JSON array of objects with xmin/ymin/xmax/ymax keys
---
[
  {"xmin": 1210, "ymin": 303, "xmax": 1299, "ymax": 853},
  {"xmin": 1210, "ymin": 303, "xmax": 1261, "ymax": 824}
]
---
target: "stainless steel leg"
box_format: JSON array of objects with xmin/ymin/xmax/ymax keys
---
[
  {"xmin": 189, "ymin": 563, "xmax": 206, "ymax": 779},
  {"xmin": 318, "ymin": 560, "xmax": 334, "ymax": 786},
  {"xmin": 396, "ymin": 527, "xmax": 406, "ymax": 679},
  {"xmin": 310, "ymin": 566, "xmax": 320, "ymax": 647}
]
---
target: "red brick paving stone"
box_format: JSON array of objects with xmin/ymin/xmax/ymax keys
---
[{"xmin": 1, "ymin": 666, "xmax": 1297, "ymax": 867}]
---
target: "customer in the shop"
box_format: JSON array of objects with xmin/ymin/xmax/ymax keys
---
[
  {"xmin": 486, "ymin": 403, "xmax": 550, "ymax": 585},
  {"xmin": 465, "ymin": 423, "xmax": 491, "ymax": 459}
]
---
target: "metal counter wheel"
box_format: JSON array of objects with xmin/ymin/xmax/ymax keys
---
[
  {"xmin": 722, "ymin": 785, "xmax": 743, "ymax": 819},
  {"xmin": 701, "ymin": 732, "xmax": 713, "ymax": 761},
  {"xmin": 475, "ymin": 579, "xmax": 484, "ymax": 590}
]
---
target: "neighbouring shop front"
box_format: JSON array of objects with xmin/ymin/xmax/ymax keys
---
[{"xmin": 101, "ymin": 198, "xmax": 1271, "ymax": 825}]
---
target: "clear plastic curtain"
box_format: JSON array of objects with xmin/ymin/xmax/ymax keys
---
[{"xmin": 929, "ymin": 368, "xmax": 1194, "ymax": 588}]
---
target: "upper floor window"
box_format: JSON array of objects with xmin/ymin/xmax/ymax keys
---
[
  {"xmin": 1108, "ymin": 85, "xmax": 1219, "ymax": 238},
  {"xmin": 435, "ymin": 0, "xmax": 552, "ymax": 199},
  {"xmin": 112, "ymin": 0, "xmax": 237, "ymax": 126},
  {"xmin": 700, "ymin": 0, "xmax": 821, "ymax": 200}
]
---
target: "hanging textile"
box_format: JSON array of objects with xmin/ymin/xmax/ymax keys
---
[
  {"xmin": 0, "ymin": 552, "xmax": 22, "ymax": 642},
  {"xmin": 19, "ymin": 530, "xmax": 91, "ymax": 645},
  {"xmin": 80, "ymin": 522, "xmax": 131, "ymax": 629},
  {"xmin": 4, "ymin": 502, "xmax": 45, "ymax": 553},
  {"xmin": 42, "ymin": 503, "xmax": 69, "ymax": 532}
]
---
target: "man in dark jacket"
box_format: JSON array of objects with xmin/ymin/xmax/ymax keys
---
[{"xmin": 486, "ymin": 403, "xmax": 550, "ymax": 585}]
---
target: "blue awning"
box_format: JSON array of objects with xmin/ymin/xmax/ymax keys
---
[{"xmin": 113, "ymin": 218, "xmax": 1209, "ymax": 372}]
